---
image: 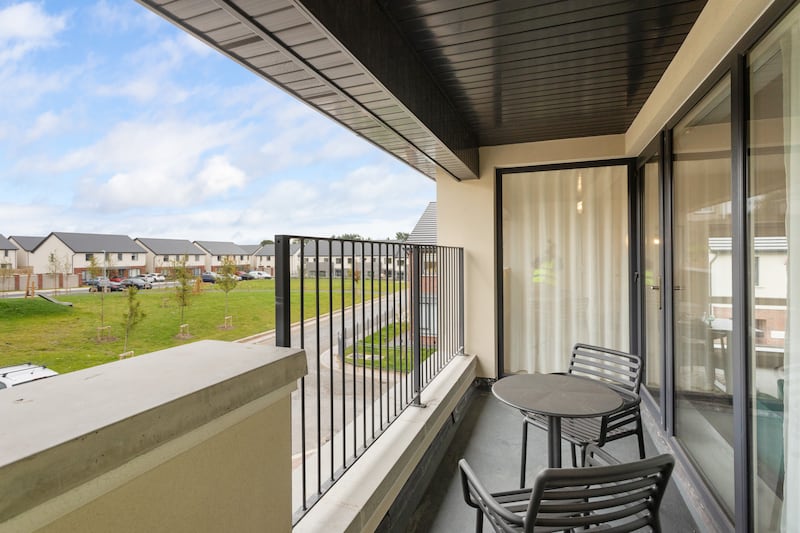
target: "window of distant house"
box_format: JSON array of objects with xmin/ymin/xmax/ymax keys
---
[
  {"xmin": 131, "ymin": 254, "xmax": 137, "ymax": 261},
  {"xmin": 117, "ymin": 253, "xmax": 123, "ymax": 261},
  {"xmin": 194, "ymin": 255, "xmax": 200, "ymax": 261},
  {"xmin": 267, "ymin": 255, "xmax": 272, "ymax": 260},
  {"xmin": 335, "ymin": 258, "xmax": 342, "ymax": 264},
  {"xmin": 85, "ymin": 253, "xmax": 93, "ymax": 261},
  {"xmin": 216, "ymin": 256, "xmax": 221, "ymax": 261},
  {"xmin": 387, "ymin": 258, "xmax": 393, "ymax": 264},
  {"xmin": 163, "ymin": 255, "xmax": 169, "ymax": 261},
  {"xmin": 3, "ymin": 250, "xmax": 8, "ymax": 257}
]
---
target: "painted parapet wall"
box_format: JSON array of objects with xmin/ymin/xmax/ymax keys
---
[{"xmin": 0, "ymin": 340, "xmax": 307, "ymax": 533}]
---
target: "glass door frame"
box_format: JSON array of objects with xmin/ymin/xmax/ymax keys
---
[{"xmin": 634, "ymin": 132, "xmax": 672, "ymax": 426}]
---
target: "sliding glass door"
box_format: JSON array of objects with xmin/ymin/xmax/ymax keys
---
[{"xmin": 672, "ymin": 75, "xmax": 735, "ymax": 516}]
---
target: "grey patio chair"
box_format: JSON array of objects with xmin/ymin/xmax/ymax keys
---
[
  {"xmin": 459, "ymin": 444, "xmax": 674, "ymax": 533},
  {"xmin": 521, "ymin": 343, "xmax": 645, "ymax": 486}
]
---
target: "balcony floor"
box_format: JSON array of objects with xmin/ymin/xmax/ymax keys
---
[{"xmin": 408, "ymin": 386, "xmax": 699, "ymax": 532}]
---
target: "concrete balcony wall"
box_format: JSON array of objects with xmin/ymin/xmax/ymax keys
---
[{"xmin": 0, "ymin": 341, "xmax": 307, "ymax": 533}]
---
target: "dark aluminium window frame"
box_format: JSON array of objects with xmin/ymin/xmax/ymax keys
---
[{"xmin": 633, "ymin": 2, "xmax": 797, "ymax": 531}]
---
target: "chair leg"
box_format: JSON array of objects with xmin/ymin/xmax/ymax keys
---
[
  {"xmin": 475, "ymin": 508, "xmax": 484, "ymax": 533},
  {"xmin": 520, "ymin": 420, "xmax": 528, "ymax": 488},
  {"xmin": 570, "ymin": 443, "xmax": 577, "ymax": 468},
  {"xmin": 580, "ymin": 445, "xmax": 587, "ymax": 467},
  {"xmin": 636, "ymin": 418, "xmax": 646, "ymax": 459}
]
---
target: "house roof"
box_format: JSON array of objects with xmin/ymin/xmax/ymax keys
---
[
  {"xmin": 39, "ymin": 232, "xmax": 145, "ymax": 254},
  {"xmin": 406, "ymin": 202, "xmax": 437, "ymax": 245},
  {"xmin": 254, "ymin": 244, "xmax": 275, "ymax": 257},
  {"xmin": 0, "ymin": 234, "xmax": 16, "ymax": 251},
  {"xmin": 194, "ymin": 241, "xmax": 248, "ymax": 256},
  {"xmin": 138, "ymin": 0, "xmax": 706, "ymax": 181},
  {"xmin": 9, "ymin": 236, "xmax": 45, "ymax": 252},
  {"xmin": 135, "ymin": 238, "xmax": 205, "ymax": 256},
  {"xmin": 238, "ymin": 244, "xmax": 261, "ymax": 255}
]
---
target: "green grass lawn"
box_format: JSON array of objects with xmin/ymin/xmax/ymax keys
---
[
  {"xmin": 344, "ymin": 322, "xmax": 434, "ymax": 372},
  {"xmin": 0, "ymin": 278, "xmax": 399, "ymax": 374}
]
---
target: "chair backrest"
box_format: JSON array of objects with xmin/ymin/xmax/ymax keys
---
[
  {"xmin": 569, "ymin": 343, "xmax": 642, "ymax": 395},
  {"xmin": 525, "ymin": 452, "xmax": 675, "ymax": 532}
]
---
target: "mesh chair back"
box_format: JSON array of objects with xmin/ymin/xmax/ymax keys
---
[{"xmin": 569, "ymin": 343, "xmax": 642, "ymax": 395}]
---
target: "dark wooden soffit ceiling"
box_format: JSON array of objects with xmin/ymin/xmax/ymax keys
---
[{"xmin": 138, "ymin": 0, "xmax": 706, "ymax": 181}]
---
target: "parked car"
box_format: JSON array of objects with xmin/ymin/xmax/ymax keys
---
[
  {"xmin": 122, "ymin": 278, "xmax": 152, "ymax": 289},
  {"xmin": 96, "ymin": 276, "xmax": 123, "ymax": 291},
  {"xmin": 84, "ymin": 277, "xmax": 101, "ymax": 289},
  {"xmin": 237, "ymin": 271, "xmax": 254, "ymax": 280},
  {"xmin": 149, "ymin": 272, "xmax": 166, "ymax": 282},
  {"xmin": 109, "ymin": 276, "xmax": 122, "ymax": 282},
  {"xmin": 201, "ymin": 272, "xmax": 217, "ymax": 283},
  {"xmin": 0, "ymin": 363, "xmax": 58, "ymax": 390},
  {"xmin": 137, "ymin": 273, "xmax": 156, "ymax": 283},
  {"xmin": 248, "ymin": 271, "xmax": 272, "ymax": 279}
]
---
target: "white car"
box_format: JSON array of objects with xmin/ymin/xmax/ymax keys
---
[
  {"xmin": 0, "ymin": 363, "xmax": 58, "ymax": 390},
  {"xmin": 248, "ymin": 271, "xmax": 272, "ymax": 279}
]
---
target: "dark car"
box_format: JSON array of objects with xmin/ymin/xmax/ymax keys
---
[
  {"xmin": 201, "ymin": 272, "xmax": 217, "ymax": 283},
  {"xmin": 121, "ymin": 278, "xmax": 152, "ymax": 290}
]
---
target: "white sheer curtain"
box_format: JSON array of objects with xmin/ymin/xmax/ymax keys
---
[
  {"xmin": 782, "ymin": 18, "xmax": 800, "ymax": 532},
  {"xmin": 503, "ymin": 165, "xmax": 629, "ymax": 374}
]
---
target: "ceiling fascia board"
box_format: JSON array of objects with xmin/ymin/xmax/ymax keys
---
[{"xmin": 293, "ymin": 0, "xmax": 479, "ymax": 179}]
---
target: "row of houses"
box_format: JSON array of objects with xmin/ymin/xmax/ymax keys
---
[
  {"xmin": 0, "ymin": 232, "xmax": 276, "ymax": 283},
  {"xmin": 0, "ymin": 228, "xmax": 433, "ymax": 288}
]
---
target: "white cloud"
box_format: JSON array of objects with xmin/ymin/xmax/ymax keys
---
[
  {"xmin": 26, "ymin": 110, "xmax": 66, "ymax": 141},
  {"xmin": 87, "ymin": 0, "xmax": 161, "ymax": 36},
  {"xmin": 196, "ymin": 155, "xmax": 247, "ymax": 196},
  {"xmin": 0, "ymin": 2, "xmax": 67, "ymax": 65},
  {"xmin": 47, "ymin": 118, "xmax": 246, "ymax": 209}
]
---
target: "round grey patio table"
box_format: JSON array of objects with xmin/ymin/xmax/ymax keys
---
[{"xmin": 492, "ymin": 373, "xmax": 624, "ymax": 468}]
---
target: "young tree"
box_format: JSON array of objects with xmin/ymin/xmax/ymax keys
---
[
  {"xmin": 87, "ymin": 255, "xmax": 106, "ymax": 327},
  {"xmin": 260, "ymin": 239, "xmax": 274, "ymax": 246},
  {"xmin": 47, "ymin": 251, "xmax": 60, "ymax": 294},
  {"xmin": 172, "ymin": 255, "xmax": 193, "ymax": 328},
  {"xmin": 394, "ymin": 231, "xmax": 409, "ymax": 242},
  {"xmin": 122, "ymin": 286, "xmax": 145, "ymax": 353},
  {"xmin": 0, "ymin": 260, "xmax": 12, "ymax": 294},
  {"xmin": 217, "ymin": 256, "xmax": 238, "ymax": 324},
  {"xmin": 60, "ymin": 254, "xmax": 72, "ymax": 293}
]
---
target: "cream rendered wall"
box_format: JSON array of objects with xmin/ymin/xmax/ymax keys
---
[
  {"xmin": 37, "ymin": 396, "xmax": 292, "ymax": 533},
  {"xmin": 28, "ymin": 236, "xmax": 73, "ymax": 275}
]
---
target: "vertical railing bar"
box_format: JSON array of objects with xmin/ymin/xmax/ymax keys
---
[
  {"xmin": 412, "ymin": 245, "xmax": 422, "ymax": 405},
  {"xmin": 340, "ymin": 241, "xmax": 346, "ymax": 468},
  {"xmin": 360, "ymin": 244, "xmax": 366, "ymax": 449},
  {"xmin": 314, "ymin": 239, "xmax": 322, "ymax": 495},
  {"xmin": 370, "ymin": 243, "xmax": 376, "ymax": 440},
  {"xmin": 351, "ymin": 242, "xmax": 357, "ymax": 460},
  {"xmin": 378, "ymin": 242, "xmax": 384, "ymax": 427},
  {"xmin": 459, "ymin": 248, "xmax": 464, "ymax": 354},
  {"xmin": 392, "ymin": 244, "xmax": 398, "ymax": 417},
  {"xmin": 327, "ymin": 240, "xmax": 334, "ymax": 481},
  {"xmin": 299, "ymin": 239, "xmax": 308, "ymax": 508}
]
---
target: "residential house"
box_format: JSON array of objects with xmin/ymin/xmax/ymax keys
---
[
  {"xmin": 193, "ymin": 241, "xmax": 249, "ymax": 272},
  {"xmin": 238, "ymin": 244, "xmax": 262, "ymax": 271},
  {"xmin": 0, "ymin": 234, "xmax": 17, "ymax": 270},
  {"xmin": 135, "ymin": 238, "xmax": 206, "ymax": 276},
  {"xmin": 8, "ymin": 235, "xmax": 44, "ymax": 269},
  {"xmin": 31, "ymin": 232, "xmax": 146, "ymax": 284},
  {"xmin": 7, "ymin": 2, "xmax": 800, "ymax": 532},
  {"xmin": 251, "ymin": 244, "xmax": 275, "ymax": 275},
  {"xmin": 406, "ymin": 203, "xmax": 438, "ymax": 340}
]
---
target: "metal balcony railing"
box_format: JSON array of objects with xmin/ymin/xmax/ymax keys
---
[{"xmin": 274, "ymin": 236, "xmax": 464, "ymax": 522}]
